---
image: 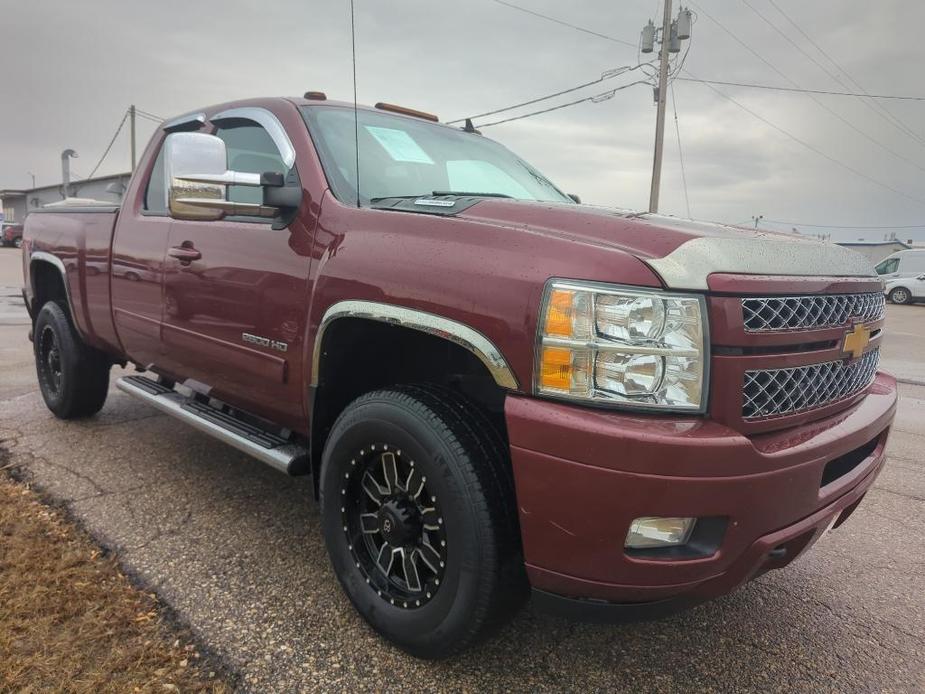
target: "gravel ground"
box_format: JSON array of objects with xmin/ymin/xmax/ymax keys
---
[{"xmin": 1, "ymin": 248, "xmax": 923, "ymax": 692}]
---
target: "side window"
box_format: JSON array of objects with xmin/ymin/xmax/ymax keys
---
[
  {"xmin": 214, "ymin": 120, "xmax": 287, "ymax": 207},
  {"xmin": 144, "ymin": 142, "xmax": 167, "ymax": 213},
  {"xmin": 875, "ymin": 258, "xmax": 899, "ymax": 275}
]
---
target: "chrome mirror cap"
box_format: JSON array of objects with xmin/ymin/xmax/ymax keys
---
[{"xmin": 165, "ymin": 132, "xmax": 228, "ymax": 221}]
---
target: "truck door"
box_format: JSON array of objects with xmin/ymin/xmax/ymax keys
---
[
  {"xmin": 111, "ymin": 136, "xmax": 172, "ymax": 368},
  {"xmin": 159, "ymin": 107, "xmax": 312, "ymax": 429}
]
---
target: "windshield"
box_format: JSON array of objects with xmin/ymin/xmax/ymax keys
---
[{"xmin": 301, "ymin": 105, "xmax": 571, "ymax": 206}]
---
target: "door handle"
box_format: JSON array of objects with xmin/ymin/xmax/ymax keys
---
[{"xmin": 168, "ymin": 245, "xmax": 202, "ymax": 263}]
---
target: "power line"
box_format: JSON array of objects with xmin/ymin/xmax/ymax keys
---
[
  {"xmin": 489, "ymin": 0, "xmax": 637, "ymax": 48},
  {"xmin": 737, "ymin": 0, "xmax": 925, "ymax": 150},
  {"xmin": 690, "ymin": 1, "xmax": 925, "ymax": 176},
  {"xmin": 675, "ymin": 76, "xmax": 925, "ymax": 101},
  {"xmin": 670, "ymin": 82, "xmax": 691, "ymax": 218},
  {"xmin": 762, "ymin": 219, "xmax": 925, "ymax": 230},
  {"xmin": 741, "ymin": 0, "xmax": 853, "ymax": 92},
  {"xmin": 135, "ymin": 107, "xmax": 164, "ymax": 120},
  {"xmin": 764, "ymin": 0, "xmax": 925, "ymax": 147},
  {"xmin": 447, "ymin": 63, "xmax": 653, "ymax": 124},
  {"xmin": 477, "ymin": 79, "xmax": 650, "ymax": 127},
  {"xmin": 135, "ymin": 110, "xmax": 163, "ymax": 124},
  {"xmin": 687, "ymin": 68, "xmax": 925, "ymax": 208},
  {"xmin": 85, "ymin": 109, "xmax": 130, "ymax": 181},
  {"xmin": 482, "ymin": 2, "xmax": 925, "ymax": 209}
]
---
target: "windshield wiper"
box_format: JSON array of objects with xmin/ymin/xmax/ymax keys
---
[
  {"xmin": 370, "ymin": 191, "xmax": 514, "ymax": 204},
  {"xmin": 430, "ymin": 191, "xmax": 513, "ymax": 198},
  {"xmin": 369, "ymin": 194, "xmax": 429, "ymax": 203}
]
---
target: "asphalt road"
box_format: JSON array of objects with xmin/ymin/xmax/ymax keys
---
[{"xmin": 1, "ymin": 247, "xmax": 923, "ymax": 692}]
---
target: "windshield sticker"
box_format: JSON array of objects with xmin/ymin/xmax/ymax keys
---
[
  {"xmin": 414, "ymin": 198, "xmax": 456, "ymax": 207},
  {"xmin": 365, "ymin": 126, "xmax": 434, "ymax": 164}
]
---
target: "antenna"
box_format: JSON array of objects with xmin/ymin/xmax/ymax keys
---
[{"xmin": 350, "ymin": 0, "xmax": 360, "ymax": 208}]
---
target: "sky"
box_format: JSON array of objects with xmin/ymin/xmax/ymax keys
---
[{"xmin": 1, "ymin": 0, "xmax": 924, "ymax": 241}]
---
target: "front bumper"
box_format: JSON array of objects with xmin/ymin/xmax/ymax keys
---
[{"xmin": 505, "ymin": 372, "xmax": 897, "ymax": 620}]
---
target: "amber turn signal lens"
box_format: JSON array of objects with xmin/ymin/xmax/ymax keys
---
[
  {"xmin": 544, "ymin": 289, "xmax": 575, "ymax": 337},
  {"xmin": 539, "ymin": 346, "xmax": 573, "ymax": 390}
]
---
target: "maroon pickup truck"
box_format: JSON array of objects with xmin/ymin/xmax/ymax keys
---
[{"xmin": 21, "ymin": 95, "xmax": 896, "ymax": 658}]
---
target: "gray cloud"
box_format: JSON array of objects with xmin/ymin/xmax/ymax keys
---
[{"xmin": 1, "ymin": 0, "xmax": 924, "ymax": 240}]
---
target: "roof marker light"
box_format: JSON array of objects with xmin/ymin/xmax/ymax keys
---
[{"xmin": 374, "ymin": 102, "xmax": 439, "ymax": 122}]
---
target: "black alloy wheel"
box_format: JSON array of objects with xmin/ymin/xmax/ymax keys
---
[
  {"xmin": 37, "ymin": 324, "xmax": 63, "ymax": 396},
  {"xmin": 341, "ymin": 443, "xmax": 447, "ymax": 609},
  {"xmin": 320, "ymin": 385, "xmax": 526, "ymax": 658},
  {"xmin": 33, "ymin": 301, "xmax": 110, "ymax": 419}
]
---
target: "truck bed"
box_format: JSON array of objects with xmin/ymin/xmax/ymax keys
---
[{"xmin": 23, "ymin": 206, "xmax": 122, "ymax": 354}]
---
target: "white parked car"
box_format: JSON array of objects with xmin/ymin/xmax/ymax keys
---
[{"xmin": 884, "ymin": 274, "xmax": 925, "ymax": 305}]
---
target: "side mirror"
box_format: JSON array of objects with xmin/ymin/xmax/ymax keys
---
[
  {"xmin": 567, "ymin": 193, "xmax": 581, "ymax": 204},
  {"xmin": 164, "ymin": 132, "xmax": 278, "ymax": 221}
]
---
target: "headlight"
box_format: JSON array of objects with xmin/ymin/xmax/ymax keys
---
[{"xmin": 536, "ymin": 280, "xmax": 708, "ymax": 411}]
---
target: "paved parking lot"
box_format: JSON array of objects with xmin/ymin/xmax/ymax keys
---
[{"xmin": 1, "ymin": 247, "xmax": 923, "ymax": 692}]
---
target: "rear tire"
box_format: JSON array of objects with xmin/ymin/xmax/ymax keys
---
[
  {"xmin": 889, "ymin": 287, "xmax": 912, "ymax": 305},
  {"xmin": 33, "ymin": 301, "xmax": 111, "ymax": 419},
  {"xmin": 319, "ymin": 385, "xmax": 526, "ymax": 658}
]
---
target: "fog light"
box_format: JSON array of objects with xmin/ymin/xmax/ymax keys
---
[{"xmin": 625, "ymin": 517, "xmax": 696, "ymax": 549}]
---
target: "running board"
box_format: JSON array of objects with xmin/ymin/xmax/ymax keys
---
[{"xmin": 116, "ymin": 375, "xmax": 309, "ymax": 475}]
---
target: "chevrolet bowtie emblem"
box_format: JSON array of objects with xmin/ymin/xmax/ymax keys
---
[{"xmin": 842, "ymin": 323, "xmax": 871, "ymax": 360}]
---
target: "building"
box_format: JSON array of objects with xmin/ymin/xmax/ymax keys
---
[
  {"xmin": 834, "ymin": 240, "xmax": 912, "ymax": 265},
  {"xmin": 1, "ymin": 172, "xmax": 130, "ymax": 224}
]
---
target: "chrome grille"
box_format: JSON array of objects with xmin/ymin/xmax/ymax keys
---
[
  {"xmin": 743, "ymin": 348, "xmax": 879, "ymax": 419},
  {"xmin": 742, "ymin": 293, "xmax": 884, "ymax": 332}
]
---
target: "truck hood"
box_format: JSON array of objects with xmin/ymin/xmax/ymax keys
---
[{"xmin": 457, "ymin": 199, "xmax": 876, "ymax": 290}]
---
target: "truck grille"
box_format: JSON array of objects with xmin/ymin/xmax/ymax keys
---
[
  {"xmin": 742, "ymin": 292, "xmax": 884, "ymax": 332},
  {"xmin": 742, "ymin": 348, "xmax": 880, "ymax": 419}
]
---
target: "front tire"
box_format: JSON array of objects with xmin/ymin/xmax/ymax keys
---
[
  {"xmin": 889, "ymin": 287, "xmax": 912, "ymax": 305},
  {"xmin": 33, "ymin": 301, "xmax": 111, "ymax": 419},
  {"xmin": 320, "ymin": 385, "xmax": 526, "ymax": 658}
]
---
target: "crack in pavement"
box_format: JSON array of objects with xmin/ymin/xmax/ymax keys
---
[
  {"xmin": 862, "ymin": 508, "xmax": 922, "ymax": 533},
  {"xmin": 764, "ymin": 581, "xmax": 923, "ymax": 654},
  {"xmin": 871, "ymin": 486, "xmax": 925, "ymax": 503},
  {"xmin": 126, "ymin": 507, "xmax": 194, "ymax": 553}
]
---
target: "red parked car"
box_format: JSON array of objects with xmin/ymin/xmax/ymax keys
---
[
  {"xmin": 2, "ymin": 223, "xmax": 23, "ymax": 248},
  {"xmin": 21, "ymin": 95, "xmax": 895, "ymax": 658}
]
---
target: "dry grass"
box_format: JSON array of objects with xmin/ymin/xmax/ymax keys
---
[{"xmin": 0, "ymin": 474, "xmax": 231, "ymax": 693}]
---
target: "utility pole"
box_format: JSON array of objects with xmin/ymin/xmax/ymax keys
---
[
  {"xmin": 641, "ymin": 4, "xmax": 692, "ymax": 214},
  {"xmin": 27, "ymin": 171, "xmax": 35, "ymax": 189},
  {"xmin": 648, "ymin": 0, "xmax": 672, "ymax": 214},
  {"xmin": 129, "ymin": 105, "xmax": 137, "ymax": 171},
  {"xmin": 752, "ymin": 215, "xmax": 763, "ymax": 229}
]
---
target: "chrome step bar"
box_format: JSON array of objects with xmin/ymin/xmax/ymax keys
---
[{"xmin": 116, "ymin": 375, "xmax": 309, "ymax": 475}]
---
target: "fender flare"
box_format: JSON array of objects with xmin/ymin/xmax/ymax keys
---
[
  {"xmin": 311, "ymin": 300, "xmax": 519, "ymax": 390},
  {"xmin": 30, "ymin": 251, "xmax": 79, "ymax": 326}
]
